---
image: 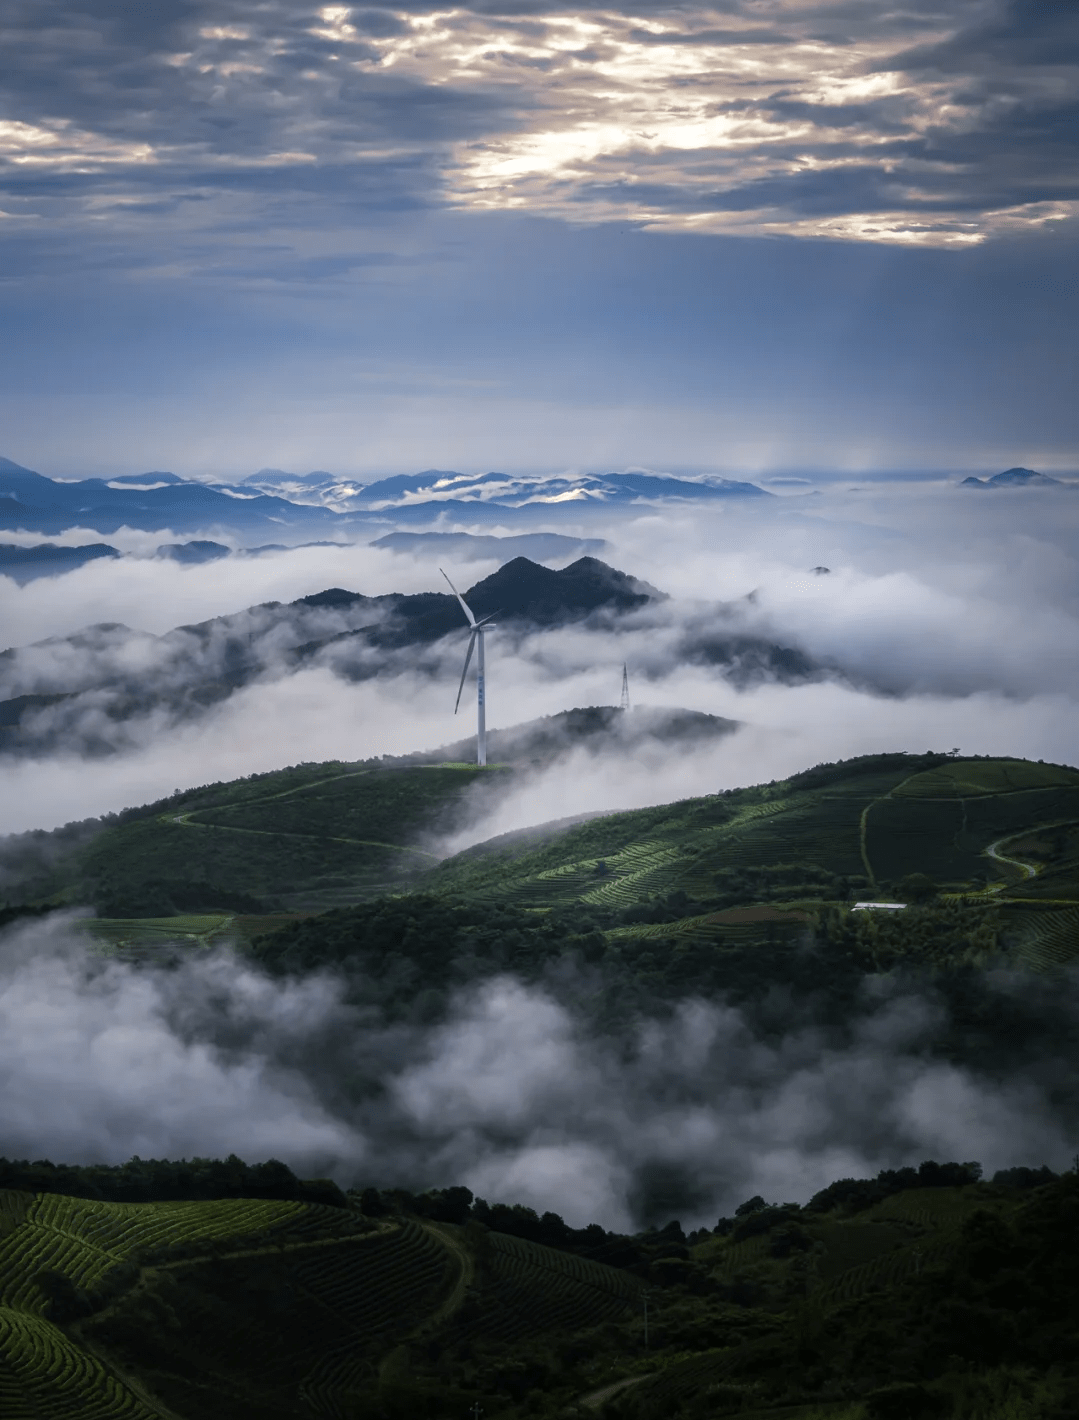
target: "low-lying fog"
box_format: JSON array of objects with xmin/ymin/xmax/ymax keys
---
[{"xmin": 1, "ymin": 914, "xmax": 1074, "ymax": 1229}]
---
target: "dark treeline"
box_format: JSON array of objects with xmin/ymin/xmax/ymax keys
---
[
  {"xmin": 1, "ymin": 1153, "xmax": 1054, "ymax": 1248},
  {"xmin": 353, "ymin": 1158, "xmax": 1060, "ymax": 1270},
  {"xmin": 0, "ymin": 1154, "xmax": 348, "ymax": 1208}
]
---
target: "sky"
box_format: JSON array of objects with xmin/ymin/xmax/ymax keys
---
[{"xmin": 1, "ymin": 0, "xmax": 1077, "ymax": 477}]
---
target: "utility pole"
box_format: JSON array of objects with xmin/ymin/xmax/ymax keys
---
[
  {"xmin": 620, "ymin": 663, "xmax": 630, "ymax": 712},
  {"xmin": 641, "ymin": 1287, "xmax": 650, "ymax": 1350}
]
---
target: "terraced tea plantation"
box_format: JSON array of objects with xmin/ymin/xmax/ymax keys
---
[
  {"xmin": 422, "ymin": 753, "xmax": 1079, "ymax": 970},
  {"xmin": 0, "ymin": 1167, "xmax": 1066, "ymax": 1419},
  {"xmin": 0, "ymin": 1187, "xmax": 652, "ymax": 1420}
]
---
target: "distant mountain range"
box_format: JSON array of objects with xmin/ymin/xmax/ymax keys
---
[
  {"xmin": 0, "ymin": 456, "xmax": 771, "ymax": 541},
  {"xmin": 5, "ymin": 457, "xmax": 1075, "ymax": 548},
  {"xmin": 242, "ymin": 466, "xmax": 772, "ymax": 513},
  {"xmin": 0, "ymin": 457, "xmax": 344, "ymax": 537}
]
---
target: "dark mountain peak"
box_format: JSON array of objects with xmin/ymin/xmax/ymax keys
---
[
  {"xmin": 462, "ymin": 556, "xmax": 661, "ymax": 622},
  {"xmin": 295, "ymin": 587, "xmax": 365, "ymax": 609},
  {"xmin": 992, "ymin": 466, "xmax": 1060, "ymax": 486},
  {"xmin": 156, "ymin": 541, "xmax": 230, "ymax": 564}
]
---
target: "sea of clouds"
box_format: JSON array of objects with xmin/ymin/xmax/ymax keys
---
[{"xmin": 1, "ymin": 478, "xmax": 1078, "ymax": 837}]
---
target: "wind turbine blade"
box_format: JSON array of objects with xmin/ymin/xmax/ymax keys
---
[
  {"xmin": 475, "ymin": 609, "xmax": 499, "ymax": 628},
  {"xmin": 454, "ymin": 630, "xmax": 477, "ymax": 713},
  {"xmin": 440, "ymin": 567, "xmax": 476, "ymax": 627}
]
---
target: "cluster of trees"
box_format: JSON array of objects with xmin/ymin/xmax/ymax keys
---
[
  {"xmin": 804, "ymin": 1160, "xmax": 987, "ymax": 1216},
  {"xmin": 252, "ymin": 888, "xmax": 855, "ymax": 1029},
  {"xmin": 252, "ymin": 894, "xmax": 580, "ymax": 1013},
  {"xmin": 93, "ymin": 877, "xmax": 268, "ymax": 918},
  {"xmin": 816, "ymin": 897, "xmax": 1002, "ymax": 970},
  {"xmin": 249, "ymin": 886, "xmax": 1042, "ymax": 1038},
  {"xmin": 354, "ymin": 1159, "xmax": 1009, "ymax": 1264}
]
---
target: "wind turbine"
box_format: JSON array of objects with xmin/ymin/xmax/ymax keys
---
[{"xmin": 441, "ymin": 569, "xmax": 496, "ymax": 766}]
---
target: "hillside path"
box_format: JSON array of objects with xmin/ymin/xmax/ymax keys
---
[
  {"xmin": 169, "ymin": 811, "xmax": 439, "ymax": 859},
  {"xmin": 985, "ymin": 836, "xmax": 1039, "ymax": 882},
  {"xmin": 417, "ymin": 1221, "xmax": 475, "ymax": 1326},
  {"xmin": 165, "ymin": 765, "xmax": 439, "ymax": 859},
  {"xmin": 577, "ymin": 1374, "xmax": 650, "ymax": 1410}
]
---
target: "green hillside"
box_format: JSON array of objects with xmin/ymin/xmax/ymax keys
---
[
  {"xmin": 0, "ymin": 1166, "xmax": 1075, "ymax": 1418},
  {"xmin": 11, "ymin": 760, "xmax": 500, "ymax": 919},
  {"xmin": 427, "ymin": 753, "xmax": 1079, "ymax": 907},
  {"xmin": 9, "ymin": 748, "xmax": 1073, "ymax": 979},
  {"xmin": 0, "ymin": 706, "xmax": 727, "ymax": 927},
  {"xmin": 393, "ymin": 752, "xmax": 1079, "ymax": 981}
]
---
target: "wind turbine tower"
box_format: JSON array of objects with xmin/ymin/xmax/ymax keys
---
[
  {"xmin": 441, "ymin": 569, "xmax": 496, "ymax": 766},
  {"xmin": 620, "ymin": 663, "xmax": 630, "ymax": 712}
]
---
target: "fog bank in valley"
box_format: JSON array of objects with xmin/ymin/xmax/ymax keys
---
[{"xmin": 0, "ymin": 916, "xmax": 1074, "ymax": 1231}]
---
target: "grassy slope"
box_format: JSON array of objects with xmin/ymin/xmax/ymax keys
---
[
  {"xmin": 0, "ymin": 1176, "xmax": 1075, "ymax": 1419},
  {"xmin": 29, "ymin": 762, "xmax": 500, "ymax": 919}
]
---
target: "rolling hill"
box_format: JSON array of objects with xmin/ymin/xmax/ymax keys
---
[
  {"xmin": 228, "ymin": 751, "xmax": 1079, "ymax": 1037},
  {"xmin": 416, "ymin": 751, "xmax": 1079, "ymax": 961},
  {"xmin": 5, "ymin": 749, "xmax": 1079, "ymax": 995},
  {"xmin": 0, "ymin": 705, "xmax": 737, "ymax": 920}
]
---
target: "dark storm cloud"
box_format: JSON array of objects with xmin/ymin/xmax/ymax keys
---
[{"xmin": 0, "ymin": 0, "xmax": 1075, "ymax": 256}]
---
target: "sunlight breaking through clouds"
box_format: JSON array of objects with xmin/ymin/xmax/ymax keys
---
[{"xmin": 0, "ymin": 0, "xmax": 1076, "ymax": 250}]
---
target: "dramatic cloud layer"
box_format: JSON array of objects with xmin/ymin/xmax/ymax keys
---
[
  {"xmin": 2, "ymin": 0, "xmax": 1076, "ymax": 250},
  {"xmin": 1, "ymin": 2, "xmax": 1075, "ymax": 478},
  {"xmin": 2, "ymin": 0, "xmax": 1073, "ymax": 252},
  {"xmin": 1, "ymin": 916, "xmax": 1074, "ymax": 1228}
]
